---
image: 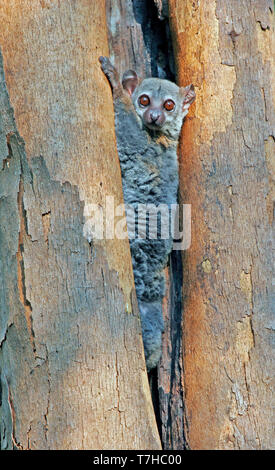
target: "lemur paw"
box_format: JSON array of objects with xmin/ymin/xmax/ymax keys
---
[
  {"xmin": 99, "ymin": 56, "xmax": 112, "ymax": 72},
  {"xmin": 99, "ymin": 56, "xmax": 119, "ymax": 88}
]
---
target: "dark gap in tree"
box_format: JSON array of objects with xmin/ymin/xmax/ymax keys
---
[
  {"xmin": 166, "ymin": 249, "xmax": 185, "ymax": 449},
  {"xmin": 132, "ymin": 0, "xmax": 186, "ymax": 449},
  {"xmin": 149, "ymin": 367, "xmax": 162, "ymax": 439},
  {"xmin": 105, "ymin": 0, "xmax": 186, "ymax": 449},
  {"xmin": 132, "ymin": 0, "xmax": 175, "ymax": 80}
]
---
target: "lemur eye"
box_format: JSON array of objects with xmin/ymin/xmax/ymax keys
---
[
  {"xmin": 164, "ymin": 99, "xmax": 175, "ymax": 111},
  {"xmin": 139, "ymin": 94, "xmax": 150, "ymax": 107}
]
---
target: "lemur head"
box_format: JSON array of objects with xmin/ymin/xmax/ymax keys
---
[{"xmin": 122, "ymin": 70, "xmax": 195, "ymax": 139}]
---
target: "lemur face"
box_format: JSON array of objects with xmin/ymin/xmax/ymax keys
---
[
  {"xmin": 122, "ymin": 72, "xmax": 195, "ymax": 138},
  {"xmin": 134, "ymin": 80, "xmax": 179, "ymax": 131}
]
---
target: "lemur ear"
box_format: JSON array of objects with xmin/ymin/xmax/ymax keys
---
[
  {"xmin": 122, "ymin": 70, "xmax": 139, "ymax": 96},
  {"xmin": 181, "ymin": 84, "xmax": 196, "ymax": 111}
]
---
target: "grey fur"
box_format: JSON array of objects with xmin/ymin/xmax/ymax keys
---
[{"xmin": 99, "ymin": 57, "xmax": 195, "ymax": 371}]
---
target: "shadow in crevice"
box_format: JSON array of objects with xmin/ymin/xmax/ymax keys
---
[{"xmin": 132, "ymin": 0, "xmax": 175, "ymax": 80}]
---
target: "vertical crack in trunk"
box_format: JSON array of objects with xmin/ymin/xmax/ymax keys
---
[
  {"xmin": 42, "ymin": 211, "xmax": 51, "ymax": 246},
  {"xmin": 106, "ymin": 0, "xmax": 186, "ymax": 449},
  {"xmin": 15, "ymin": 138, "xmax": 36, "ymax": 357},
  {"xmin": 133, "ymin": 0, "xmax": 175, "ymax": 79},
  {"xmin": 43, "ymin": 344, "xmax": 51, "ymax": 448},
  {"xmin": 137, "ymin": 0, "xmax": 186, "ymax": 450},
  {"xmin": 7, "ymin": 380, "xmax": 23, "ymax": 450}
]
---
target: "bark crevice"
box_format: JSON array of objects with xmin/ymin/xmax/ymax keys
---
[{"xmin": 106, "ymin": 0, "xmax": 186, "ymax": 449}]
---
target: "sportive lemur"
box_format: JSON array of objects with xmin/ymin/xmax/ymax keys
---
[{"xmin": 99, "ymin": 57, "xmax": 195, "ymax": 371}]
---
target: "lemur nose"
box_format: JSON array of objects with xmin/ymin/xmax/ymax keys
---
[{"xmin": 150, "ymin": 109, "xmax": 161, "ymax": 122}]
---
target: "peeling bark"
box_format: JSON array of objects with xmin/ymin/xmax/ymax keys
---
[
  {"xmin": 0, "ymin": 0, "xmax": 160, "ymax": 450},
  {"xmin": 16, "ymin": 168, "xmax": 36, "ymax": 356},
  {"xmin": 169, "ymin": 0, "xmax": 275, "ymax": 450},
  {"xmin": 1, "ymin": 0, "xmax": 273, "ymax": 451}
]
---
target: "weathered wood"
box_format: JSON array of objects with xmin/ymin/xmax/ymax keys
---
[
  {"xmin": 158, "ymin": 255, "xmax": 185, "ymax": 450},
  {"xmin": 106, "ymin": 0, "xmax": 175, "ymax": 81},
  {"xmin": 106, "ymin": 0, "xmax": 149, "ymax": 80},
  {"xmin": 0, "ymin": 0, "xmax": 161, "ymax": 450},
  {"xmin": 169, "ymin": 0, "xmax": 275, "ymax": 450}
]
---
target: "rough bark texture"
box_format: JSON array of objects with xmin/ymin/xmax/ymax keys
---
[
  {"xmin": 169, "ymin": 0, "xmax": 275, "ymax": 450},
  {"xmin": 106, "ymin": 0, "xmax": 174, "ymax": 81},
  {"xmin": 0, "ymin": 0, "xmax": 161, "ymax": 450}
]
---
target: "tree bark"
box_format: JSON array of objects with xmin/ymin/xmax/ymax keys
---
[
  {"xmin": 0, "ymin": 0, "xmax": 161, "ymax": 450},
  {"xmin": 169, "ymin": 0, "xmax": 275, "ymax": 450},
  {"xmin": 1, "ymin": 0, "xmax": 274, "ymax": 451}
]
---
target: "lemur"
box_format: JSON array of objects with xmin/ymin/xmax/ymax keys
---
[{"xmin": 99, "ymin": 56, "xmax": 195, "ymax": 371}]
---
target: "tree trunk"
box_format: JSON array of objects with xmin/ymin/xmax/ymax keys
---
[
  {"xmin": 169, "ymin": 0, "xmax": 275, "ymax": 450},
  {"xmin": 0, "ymin": 0, "xmax": 161, "ymax": 450},
  {"xmin": 1, "ymin": 0, "xmax": 274, "ymax": 451}
]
